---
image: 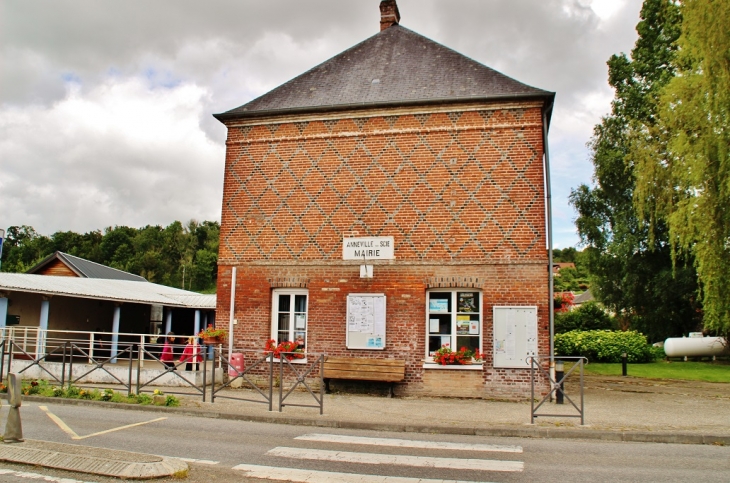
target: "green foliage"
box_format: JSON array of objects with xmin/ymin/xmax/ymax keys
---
[
  {"xmin": 0, "ymin": 220, "xmax": 220, "ymax": 293},
  {"xmin": 135, "ymin": 393, "xmax": 153, "ymax": 405},
  {"xmin": 555, "ymin": 302, "xmax": 616, "ymax": 334},
  {"xmin": 65, "ymin": 385, "xmax": 81, "ymax": 398},
  {"xmin": 21, "ymin": 379, "xmax": 41, "ymax": 395},
  {"xmin": 555, "ymin": 330, "xmax": 658, "ymax": 363},
  {"xmin": 164, "ymin": 395, "xmax": 180, "ymax": 407},
  {"xmin": 569, "ymin": 0, "xmax": 702, "ymax": 341},
  {"xmin": 632, "ymin": 0, "xmax": 730, "ymax": 336},
  {"xmin": 552, "ymin": 249, "xmax": 592, "ymax": 292}
]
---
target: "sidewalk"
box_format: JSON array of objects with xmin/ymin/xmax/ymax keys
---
[
  {"xmin": 1, "ymin": 374, "xmax": 728, "ymax": 479},
  {"xmin": 172, "ymin": 374, "xmax": 730, "ymax": 444}
]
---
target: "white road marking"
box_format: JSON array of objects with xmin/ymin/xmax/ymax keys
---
[
  {"xmin": 267, "ymin": 446, "xmax": 524, "ymax": 472},
  {"xmin": 167, "ymin": 456, "xmax": 219, "ymax": 465},
  {"xmin": 233, "ymin": 463, "xmax": 500, "ymax": 483},
  {"xmin": 296, "ymin": 433, "xmax": 523, "ymax": 453},
  {"xmin": 38, "ymin": 405, "xmax": 167, "ymax": 440},
  {"xmin": 0, "ymin": 467, "xmax": 97, "ymax": 482}
]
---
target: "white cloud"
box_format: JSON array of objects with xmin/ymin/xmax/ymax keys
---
[
  {"xmin": 0, "ymin": 77, "xmax": 223, "ymax": 233},
  {"xmin": 0, "ymin": 0, "xmax": 643, "ymax": 249}
]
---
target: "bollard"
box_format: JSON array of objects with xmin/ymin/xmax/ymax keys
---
[
  {"xmin": 3, "ymin": 373, "xmax": 24, "ymax": 443},
  {"xmin": 555, "ymin": 360, "xmax": 564, "ymax": 405},
  {"xmin": 622, "ymin": 352, "xmax": 628, "ymax": 377}
]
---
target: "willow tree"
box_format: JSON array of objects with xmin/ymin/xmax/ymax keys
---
[
  {"xmin": 571, "ymin": 0, "xmax": 701, "ymax": 342},
  {"xmin": 633, "ymin": 0, "xmax": 730, "ymax": 335}
]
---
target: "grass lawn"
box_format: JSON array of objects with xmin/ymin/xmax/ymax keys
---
[{"xmin": 581, "ymin": 360, "xmax": 730, "ymax": 383}]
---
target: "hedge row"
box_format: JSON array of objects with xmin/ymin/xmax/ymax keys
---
[{"xmin": 555, "ymin": 330, "xmax": 661, "ymax": 363}]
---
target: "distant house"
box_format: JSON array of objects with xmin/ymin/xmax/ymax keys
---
[
  {"xmin": 27, "ymin": 251, "xmax": 147, "ymax": 282},
  {"xmin": 572, "ymin": 289, "xmax": 594, "ymax": 308},
  {"xmin": 552, "ymin": 262, "xmax": 576, "ymax": 276}
]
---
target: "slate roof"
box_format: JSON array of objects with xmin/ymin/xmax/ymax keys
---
[
  {"xmin": 0, "ymin": 273, "xmax": 216, "ymax": 309},
  {"xmin": 215, "ymin": 24, "xmax": 554, "ymax": 121},
  {"xmin": 27, "ymin": 251, "xmax": 147, "ymax": 282},
  {"xmin": 573, "ymin": 290, "xmax": 594, "ymax": 304}
]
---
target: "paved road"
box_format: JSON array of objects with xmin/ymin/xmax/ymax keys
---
[{"xmin": 8, "ymin": 401, "xmax": 730, "ymax": 483}]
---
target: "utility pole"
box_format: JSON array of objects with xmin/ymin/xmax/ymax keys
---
[{"xmin": 0, "ymin": 228, "xmax": 5, "ymax": 271}]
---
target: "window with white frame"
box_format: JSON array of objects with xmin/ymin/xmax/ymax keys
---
[
  {"xmin": 427, "ymin": 290, "xmax": 481, "ymax": 359},
  {"xmin": 271, "ymin": 289, "xmax": 308, "ymax": 349}
]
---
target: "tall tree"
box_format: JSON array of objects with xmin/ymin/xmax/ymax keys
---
[
  {"xmin": 570, "ymin": 0, "xmax": 701, "ymax": 342},
  {"xmin": 633, "ymin": 0, "xmax": 730, "ymax": 335},
  {"xmin": 0, "ymin": 221, "xmax": 220, "ymax": 293}
]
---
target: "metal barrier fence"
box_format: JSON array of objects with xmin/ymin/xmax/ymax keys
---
[
  {"xmin": 211, "ymin": 349, "xmax": 325, "ymax": 415},
  {"xmin": 0, "ymin": 327, "xmax": 205, "ymax": 367},
  {"xmin": 0, "ymin": 338, "xmax": 325, "ymax": 414},
  {"xmin": 529, "ymin": 356, "xmax": 587, "ymax": 425},
  {"xmin": 136, "ymin": 344, "xmax": 209, "ymax": 401}
]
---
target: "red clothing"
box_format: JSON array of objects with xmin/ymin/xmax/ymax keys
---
[
  {"xmin": 180, "ymin": 343, "xmax": 202, "ymax": 363},
  {"xmin": 160, "ymin": 341, "xmax": 175, "ymax": 362}
]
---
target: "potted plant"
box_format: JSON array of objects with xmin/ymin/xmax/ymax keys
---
[
  {"xmin": 432, "ymin": 346, "xmax": 483, "ymax": 365},
  {"xmin": 198, "ymin": 325, "xmax": 227, "ymax": 345},
  {"xmin": 264, "ymin": 339, "xmax": 304, "ymax": 360}
]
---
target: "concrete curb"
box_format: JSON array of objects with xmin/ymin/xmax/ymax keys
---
[
  {"xmin": 22, "ymin": 395, "xmax": 730, "ymax": 446},
  {"xmin": 0, "ymin": 439, "xmax": 188, "ymax": 480}
]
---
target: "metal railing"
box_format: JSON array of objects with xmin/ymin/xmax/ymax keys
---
[
  {"xmin": 529, "ymin": 356, "xmax": 587, "ymax": 425},
  {"xmin": 0, "ymin": 330, "xmax": 326, "ymax": 414},
  {"xmin": 277, "ymin": 353, "xmax": 325, "ymax": 415},
  {"xmin": 0, "ymin": 327, "xmax": 205, "ymax": 367},
  {"xmin": 136, "ymin": 344, "xmax": 209, "ymax": 401},
  {"xmin": 211, "ymin": 348, "xmax": 275, "ymax": 410},
  {"xmin": 211, "ymin": 349, "xmax": 325, "ymax": 414}
]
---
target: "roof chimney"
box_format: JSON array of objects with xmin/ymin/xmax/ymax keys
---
[{"xmin": 380, "ymin": 0, "xmax": 400, "ymax": 31}]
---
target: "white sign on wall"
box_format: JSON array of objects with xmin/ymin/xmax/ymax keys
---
[
  {"xmin": 493, "ymin": 306, "xmax": 538, "ymax": 368},
  {"xmin": 342, "ymin": 237, "xmax": 394, "ymax": 260},
  {"xmin": 346, "ymin": 294, "xmax": 386, "ymax": 350}
]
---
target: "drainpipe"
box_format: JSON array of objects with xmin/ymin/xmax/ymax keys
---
[
  {"xmin": 228, "ymin": 267, "xmax": 236, "ymax": 357},
  {"xmin": 542, "ymin": 107, "xmax": 555, "ymax": 383}
]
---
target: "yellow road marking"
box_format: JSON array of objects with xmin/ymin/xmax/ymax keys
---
[
  {"xmin": 39, "ymin": 406, "xmax": 78, "ymax": 439},
  {"xmin": 39, "ymin": 406, "xmax": 167, "ymax": 440}
]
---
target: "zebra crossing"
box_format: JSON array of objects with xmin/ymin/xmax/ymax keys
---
[{"xmin": 233, "ymin": 432, "xmax": 525, "ymax": 483}]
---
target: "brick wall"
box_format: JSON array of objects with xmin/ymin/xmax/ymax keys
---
[
  {"xmin": 219, "ymin": 101, "xmax": 546, "ymax": 265},
  {"xmin": 216, "ymin": 100, "xmax": 551, "ymax": 399},
  {"xmin": 216, "ymin": 263, "xmax": 550, "ymax": 398}
]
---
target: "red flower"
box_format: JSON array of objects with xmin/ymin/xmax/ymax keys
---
[{"xmin": 264, "ymin": 339, "xmax": 304, "ymax": 360}]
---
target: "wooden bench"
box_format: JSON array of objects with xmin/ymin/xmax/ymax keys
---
[{"xmin": 323, "ymin": 357, "xmax": 406, "ymax": 398}]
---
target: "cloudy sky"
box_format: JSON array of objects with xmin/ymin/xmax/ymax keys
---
[{"xmin": 0, "ymin": 0, "xmax": 641, "ymax": 248}]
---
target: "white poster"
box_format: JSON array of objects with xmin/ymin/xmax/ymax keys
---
[{"xmin": 346, "ymin": 294, "xmax": 387, "ymax": 350}]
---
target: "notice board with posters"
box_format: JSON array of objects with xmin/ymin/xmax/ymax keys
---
[
  {"xmin": 346, "ymin": 294, "xmax": 386, "ymax": 350},
  {"xmin": 493, "ymin": 306, "xmax": 538, "ymax": 368}
]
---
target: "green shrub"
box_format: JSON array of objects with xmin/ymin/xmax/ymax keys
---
[
  {"xmin": 52, "ymin": 387, "xmax": 65, "ymax": 397},
  {"xmin": 135, "ymin": 393, "xmax": 153, "ymax": 405},
  {"xmin": 22, "ymin": 380, "xmax": 41, "ymax": 396},
  {"xmin": 66, "ymin": 386, "xmax": 81, "ymax": 398},
  {"xmin": 101, "ymin": 389, "xmax": 115, "ymax": 401},
  {"xmin": 164, "ymin": 395, "xmax": 180, "ymax": 407},
  {"xmin": 555, "ymin": 302, "xmax": 616, "ymax": 334},
  {"xmin": 555, "ymin": 330, "xmax": 657, "ymax": 363}
]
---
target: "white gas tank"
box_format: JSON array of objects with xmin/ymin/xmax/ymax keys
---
[{"xmin": 664, "ymin": 336, "xmax": 728, "ymax": 358}]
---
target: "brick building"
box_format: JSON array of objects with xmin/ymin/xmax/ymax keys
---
[{"xmin": 214, "ymin": 1, "xmax": 554, "ymax": 399}]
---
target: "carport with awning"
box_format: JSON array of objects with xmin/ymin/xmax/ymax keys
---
[{"xmin": 0, "ymin": 273, "xmax": 216, "ymax": 355}]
